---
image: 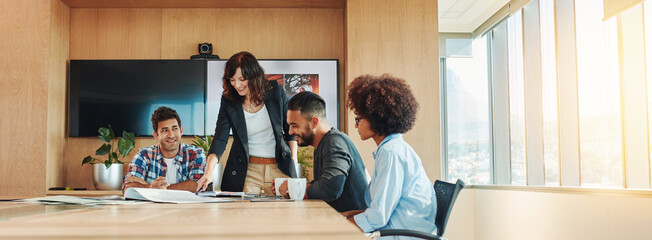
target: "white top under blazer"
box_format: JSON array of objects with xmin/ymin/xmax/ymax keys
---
[{"xmin": 243, "ymin": 104, "xmax": 276, "ymax": 158}]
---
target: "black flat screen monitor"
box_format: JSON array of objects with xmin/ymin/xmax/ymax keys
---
[{"xmin": 69, "ymin": 60, "xmax": 206, "ymax": 137}]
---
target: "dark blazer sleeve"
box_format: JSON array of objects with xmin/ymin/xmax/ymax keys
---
[
  {"xmin": 208, "ymin": 96, "xmax": 232, "ymax": 158},
  {"xmin": 280, "ymin": 86, "xmax": 296, "ymax": 142}
]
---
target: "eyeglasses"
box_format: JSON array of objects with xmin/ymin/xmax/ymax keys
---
[{"xmin": 355, "ymin": 116, "xmax": 361, "ymax": 124}]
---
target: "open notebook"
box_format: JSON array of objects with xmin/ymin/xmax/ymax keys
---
[{"xmin": 124, "ymin": 188, "xmax": 233, "ymax": 203}]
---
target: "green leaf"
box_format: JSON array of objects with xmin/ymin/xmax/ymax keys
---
[
  {"xmin": 98, "ymin": 127, "xmax": 110, "ymax": 136},
  {"xmin": 98, "ymin": 127, "xmax": 111, "ymax": 142},
  {"xmin": 108, "ymin": 125, "xmax": 116, "ymax": 140},
  {"xmin": 82, "ymin": 156, "xmax": 93, "ymax": 166},
  {"xmin": 110, "ymin": 152, "xmax": 118, "ymax": 163},
  {"xmin": 96, "ymin": 143, "xmax": 111, "ymax": 155},
  {"xmin": 104, "ymin": 160, "xmax": 112, "ymax": 169},
  {"xmin": 118, "ymin": 138, "xmax": 134, "ymax": 157},
  {"xmin": 123, "ymin": 131, "xmax": 135, "ymax": 142},
  {"xmin": 191, "ymin": 135, "xmax": 210, "ymax": 152},
  {"xmin": 99, "ymin": 135, "xmax": 111, "ymax": 143}
]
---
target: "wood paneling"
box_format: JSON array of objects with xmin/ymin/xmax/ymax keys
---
[
  {"xmin": 70, "ymin": 9, "xmax": 162, "ymax": 59},
  {"xmin": 61, "ymin": 0, "xmax": 345, "ymax": 9},
  {"xmin": 46, "ymin": 0, "xmax": 70, "ymax": 190},
  {"xmin": 345, "ymin": 0, "xmax": 440, "ymax": 180},
  {"xmin": 0, "ymin": 0, "xmax": 51, "ymax": 196},
  {"xmin": 65, "ymin": 7, "xmax": 344, "ymax": 188},
  {"xmin": 160, "ymin": 8, "xmax": 343, "ymax": 60}
]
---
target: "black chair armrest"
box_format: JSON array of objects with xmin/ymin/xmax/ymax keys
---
[{"xmin": 377, "ymin": 229, "xmax": 442, "ymax": 240}]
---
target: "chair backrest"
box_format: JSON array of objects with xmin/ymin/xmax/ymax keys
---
[{"xmin": 434, "ymin": 179, "xmax": 465, "ymax": 236}]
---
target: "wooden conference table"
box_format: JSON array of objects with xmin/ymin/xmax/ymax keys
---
[{"xmin": 0, "ymin": 197, "xmax": 368, "ymax": 239}]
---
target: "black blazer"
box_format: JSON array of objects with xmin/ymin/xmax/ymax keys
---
[{"xmin": 208, "ymin": 80, "xmax": 297, "ymax": 191}]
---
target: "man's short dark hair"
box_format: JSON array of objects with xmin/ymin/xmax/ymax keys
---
[
  {"xmin": 151, "ymin": 106, "xmax": 181, "ymax": 132},
  {"xmin": 288, "ymin": 91, "xmax": 327, "ymax": 120}
]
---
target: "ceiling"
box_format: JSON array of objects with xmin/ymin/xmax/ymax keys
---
[{"xmin": 439, "ymin": 0, "xmax": 509, "ymax": 33}]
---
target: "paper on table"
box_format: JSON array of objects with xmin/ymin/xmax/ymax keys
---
[
  {"xmin": 197, "ymin": 191, "xmax": 245, "ymax": 197},
  {"xmin": 16, "ymin": 195, "xmax": 143, "ymax": 205},
  {"xmin": 124, "ymin": 188, "xmax": 233, "ymax": 203},
  {"xmin": 18, "ymin": 195, "xmax": 103, "ymax": 205}
]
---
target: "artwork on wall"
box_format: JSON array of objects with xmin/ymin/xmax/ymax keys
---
[{"xmin": 206, "ymin": 60, "xmax": 339, "ymax": 135}]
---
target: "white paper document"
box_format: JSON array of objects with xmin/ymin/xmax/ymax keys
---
[
  {"xmin": 197, "ymin": 191, "xmax": 245, "ymax": 197},
  {"xmin": 124, "ymin": 188, "xmax": 233, "ymax": 203},
  {"xmin": 17, "ymin": 195, "xmax": 143, "ymax": 205}
]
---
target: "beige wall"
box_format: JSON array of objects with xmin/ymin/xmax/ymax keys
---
[
  {"xmin": 443, "ymin": 187, "xmax": 652, "ymax": 240},
  {"xmin": 345, "ymin": 0, "xmax": 440, "ymax": 180},
  {"xmin": 65, "ymin": 7, "xmax": 344, "ymax": 189}
]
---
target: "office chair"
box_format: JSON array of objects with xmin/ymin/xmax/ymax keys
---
[{"xmin": 373, "ymin": 179, "xmax": 465, "ymax": 240}]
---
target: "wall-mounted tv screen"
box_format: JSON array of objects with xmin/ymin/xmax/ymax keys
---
[{"xmin": 69, "ymin": 60, "xmax": 206, "ymax": 137}]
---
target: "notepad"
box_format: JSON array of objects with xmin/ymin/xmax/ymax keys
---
[{"xmin": 124, "ymin": 188, "xmax": 233, "ymax": 203}]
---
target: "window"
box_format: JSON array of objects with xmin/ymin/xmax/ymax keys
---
[
  {"xmin": 442, "ymin": 35, "xmax": 491, "ymax": 184},
  {"xmin": 575, "ymin": 0, "xmax": 622, "ymax": 187},
  {"xmin": 645, "ymin": 0, "xmax": 652, "ymax": 187},
  {"xmin": 507, "ymin": 10, "xmax": 526, "ymax": 185},
  {"xmin": 441, "ymin": 0, "xmax": 648, "ymax": 189},
  {"xmin": 540, "ymin": 0, "xmax": 560, "ymax": 186}
]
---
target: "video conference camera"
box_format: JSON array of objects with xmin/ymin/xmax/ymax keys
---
[{"xmin": 191, "ymin": 43, "xmax": 220, "ymax": 60}]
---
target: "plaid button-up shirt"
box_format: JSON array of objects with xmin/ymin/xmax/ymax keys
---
[{"xmin": 123, "ymin": 143, "xmax": 206, "ymax": 189}]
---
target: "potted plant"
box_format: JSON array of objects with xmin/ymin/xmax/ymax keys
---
[
  {"xmin": 82, "ymin": 125, "xmax": 135, "ymax": 190},
  {"xmin": 297, "ymin": 146, "xmax": 314, "ymax": 180},
  {"xmin": 192, "ymin": 135, "xmax": 222, "ymax": 191}
]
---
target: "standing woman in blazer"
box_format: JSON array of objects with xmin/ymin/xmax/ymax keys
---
[{"xmin": 196, "ymin": 51, "xmax": 298, "ymax": 194}]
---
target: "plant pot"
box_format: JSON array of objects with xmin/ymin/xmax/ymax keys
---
[{"xmin": 92, "ymin": 163, "xmax": 123, "ymax": 190}]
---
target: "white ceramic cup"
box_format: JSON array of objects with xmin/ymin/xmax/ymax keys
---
[
  {"xmin": 274, "ymin": 178, "xmax": 289, "ymax": 196},
  {"xmin": 288, "ymin": 178, "xmax": 307, "ymax": 200}
]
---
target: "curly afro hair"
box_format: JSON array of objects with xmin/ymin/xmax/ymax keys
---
[{"xmin": 347, "ymin": 74, "xmax": 419, "ymax": 136}]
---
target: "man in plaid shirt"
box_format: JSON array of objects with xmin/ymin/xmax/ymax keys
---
[{"xmin": 122, "ymin": 107, "xmax": 206, "ymax": 192}]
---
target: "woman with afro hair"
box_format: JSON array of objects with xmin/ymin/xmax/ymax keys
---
[{"xmin": 342, "ymin": 74, "xmax": 437, "ymax": 239}]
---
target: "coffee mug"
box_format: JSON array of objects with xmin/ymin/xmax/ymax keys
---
[
  {"xmin": 288, "ymin": 178, "xmax": 307, "ymax": 200},
  {"xmin": 274, "ymin": 178, "xmax": 289, "ymax": 196}
]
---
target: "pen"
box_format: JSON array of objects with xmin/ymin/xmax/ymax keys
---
[{"xmin": 195, "ymin": 188, "xmax": 203, "ymax": 195}]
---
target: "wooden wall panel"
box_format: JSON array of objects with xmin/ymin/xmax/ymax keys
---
[
  {"xmin": 65, "ymin": 8, "xmax": 343, "ymax": 188},
  {"xmin": 46, "ymin": 0, "xmax": 70, "ymax": 190},
  {"xmin": 161, "ymin": 8, "xmax": 343, "ymax": 60},
  {"xmin": 70, "ymin": 9, "xmax": 162, "ymax": 59},
  {"xmin": 345, "ymin": 0, "xmax": 440, "ymax": 180},
  {"xmin": 61, "ymin": 0, "xmax": 345, "ymax": 8},
  {"xmin": 0, "ymin": 0, "xmax": 51, "ymax": 196}
]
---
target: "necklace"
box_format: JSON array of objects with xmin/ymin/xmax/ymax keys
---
[{"xmin": 243, "ymin": 101, "xmax": 259, "ymax": 113}]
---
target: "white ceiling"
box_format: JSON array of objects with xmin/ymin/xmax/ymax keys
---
[{"xmin": 439, "ymin": 0, "xmax": 509, "ymax": 33}]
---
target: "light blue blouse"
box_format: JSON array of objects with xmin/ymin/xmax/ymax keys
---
[{"xmin": 353, "ymin": 134, "xmax": 437, "ymax": 239}]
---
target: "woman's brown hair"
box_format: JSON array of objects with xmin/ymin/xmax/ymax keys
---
[{"xmin": 222, "ymin": 51, "xmax": 270, "ymax": 105}]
